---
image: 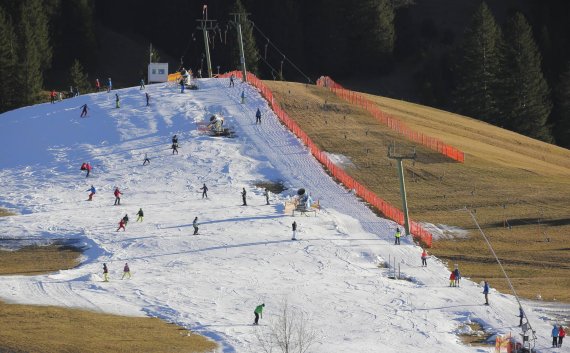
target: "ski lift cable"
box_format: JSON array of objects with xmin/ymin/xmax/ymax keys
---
[
  {"xmin": 250, "ymin": 21, "xmax": 312, "ymax": 83},
  {"xmin": 258, "ymin": 53, "xmax": 279, "ymax": 76}
]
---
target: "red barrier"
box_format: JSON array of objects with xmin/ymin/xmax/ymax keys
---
[
  {"xmin": 218, "ymin": 71, "xmax": 433, "ymax": 247},
  {"xmin": 316, "ymin": 76, "xmax": 465, "ymax": 163}
]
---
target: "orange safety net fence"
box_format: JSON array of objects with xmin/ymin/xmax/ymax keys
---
[
  {"xmin": 218, "ymin": 71, "xmax": 433, "ymax": 248},
  {"xmin": 316, "ymin": 76, "xmax": 465, "ymax": 163}
]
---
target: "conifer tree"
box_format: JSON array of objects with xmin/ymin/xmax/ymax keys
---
[
  {"xmin": 554, "ymin": 61, "xmax": 570, "ymax": 147},
  {"xmin": 453, "ymin": 2, "xmax": 503, "ymax": 124},
  {"xmin": 16, "ymin": 0, "xmax": 45, "ymax": 106},
  {"xmin": 25, "ymin": 0, "xmax": 52, "ymax": 71},
  {"xmin": 69, "ymin": 59, "xmax": 90, "ymax": 94},
  {"xmin": 501, "ymin": 13, "xmax": 552, "ymax": 142},
  {"xmin": 349, "ymin": 0, "xmax": 395, "ymax": 71},
  {"xmin": 0, "ymin": 6, "xmax": 18, "ymax": 112},
  {"xmin": 230, "ymin": 0, "xmax": 260, "ymax": 76}
]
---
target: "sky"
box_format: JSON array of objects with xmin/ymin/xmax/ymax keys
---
[{"xmin": 0, "ymin": 77, "xmax": 566, "ymax": 352}]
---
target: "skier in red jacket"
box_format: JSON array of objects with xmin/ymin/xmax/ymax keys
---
[
  {"xmin": 116, "ymin": 218, "xmax": 126, "ymax": 231},
  {"xmin": 114, "ymin": 187, "xmax": 122, "ymax": 205}
]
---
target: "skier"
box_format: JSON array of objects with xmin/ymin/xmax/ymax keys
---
[
  {"xmin": 421, "ymin": 249, "xmax": 428, "ymax": 267},
  {"xmin": 172, "ymin": 134, "xmax": 179, "ymax": 145},
  {"xmin": 116, "ymin": 218, "xmax": 126, "ymax": 231},
  {"xmin": 559, "ymin": 325, "xmax": 566, "ymax": 348},
  {"xmin": 107, "ymin": 77, "xmax": 112, "ymax": 92},
  {"xmin": 394, "ymin": 228, "xmax": 401, "ymax": 245},
  {"xmin": 50, "ymin": 90, "xmax": 56, "ymax": 104},
  {"xmin": 518, "ymin": 307, "xmax": 524, "ymax": 327},
  {"xmin": 253, "ymin": 303, "xmax": 265, "ymax": 325},
  {"xmin": 255, "ymin": 108, "xmax": 261, "ymax": 124},
  {"xmin": 80, "ymin": 162, "xmax": 87, "ymax": 172},
  {"xmin": 553, "ymin": 325, "xmax": 559, "ymax": 348},
  {"xmin": 483, "ymin": 281, "xmax": 490, "ymax": 305},
  {"xmin": 115, "ymin": 93, "xmax": 120, "ymax": 108},
  {"xmin": 114, "ymin": 187, "xmax": 122, "ymax": 205},
  {"xmin": 264, "ymin": 188, "xmax": 269, "ymax": 205},
  {"xmin": 95, "ymin": 78, "xmax": 101, "ymax": 92},
  {"xmin": 200, "ymin": 183, "xmax": 208, "ymax": 198},
  {"xmin": 74, "ymin": 87, "xmax": 79, "ymax": 97},
  {"xmin": 143, "ymin": 153, "xmax": 150, "ymax": 166},
  {"xmin": 85, "ymin": 162, "xmax": 92, "ymax": 177},
  {"xmin": 121, "ymin": 263, "xmax": 131, "ymax": 279},
  {"xmin": 240, "ymin": 90, "xmax": 245, "ymax": 104},
  {"xmin": 193, "ymin": 217, "xmax": 199, "ymax": 235},
  {"xmin": 80, "ymin": 104, "xmax": 88, "ymax": 117},
  {"xmin": 292, "ymin": 221, "xmax": 297, "ymax": 240},
  {"xmin": 171, "ymin": 142, "xmax": 179, "ymax": 155},
  {"xmin": 229, "ymin": 74, "xmax": 235, "ymax": 87},
  {"xmin": 449, "ymin": 272, "xmax": 456, "ymax": 287},
  {"xmin": 140, "ymin": 78, "xmax": 145, "ymax": 90},
  {"xmin": 122, "ymin": 214, "xmax": 129, "ymax": 227},
  {"xmin": 453, "ymin": 265, "xmax": 461, "ymax": 287},
  {"xmin": 86, "ymin": 185, "xmax": 96, "ymax": 201},
  {"xmin": 180, "ymin": 78, "xmax": 185, "ymax": 93},
  {"xmin": 103, "ymin": 263, "xmax": 109, "ymax": 282},
  {"xmin": 58, "ymin": 92, "xmax": 63, "ymax": 101},
  {"xmin": 145, "ymin": 92, "xmax": 150, "ymax": 106},
  {"xmin": 241, "ymin": 188, "xmax": 247, "ymax": 206},
  {"xmin": 136, "ymin": 208, "xmax": 144, "ymax": 222}
]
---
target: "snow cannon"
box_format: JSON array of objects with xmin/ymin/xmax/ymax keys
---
[{"xmin": 206, "ymin": 115, "xmax": 234, "ymax": 137}]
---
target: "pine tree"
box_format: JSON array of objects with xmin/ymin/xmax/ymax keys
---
[
  {"xmin": 453, "ymin": 2, "xmax": 503, "ymax": 124},
  {"xmin": 25, "ymin": 0, "xmax": 52, "ymax": 71},
  {"xmin": 554, "ymin": 61, "xmax": 570, "ymax": 147},
  {"xmin": 69, "ymin": 59, "xmax": 90, "ymax": 94},
  {"xmin": 230, "ymin": 0, "xmax": 260, "ymax": 76},
  {"xmin": 0, "ymin": 6, "xmax": 18, "ymax": 112},
  {"xmin": 16, "ymin": 0, "xmax": 45, "ymax": 106},
  {"xmin": 349, "ymin": 0, "xmax": 395, "ymax": 71},
  {"xmin": 501, "ymin": 13, "xmax": 552, "ymax": 142}
]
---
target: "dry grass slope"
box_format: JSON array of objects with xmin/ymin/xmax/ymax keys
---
[{"xmin": 264, "ymin": 80, "xmax": 570, "ymax": 302}]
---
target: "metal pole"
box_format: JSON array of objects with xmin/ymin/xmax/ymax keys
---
[
  {"xmin": 396, "ymin": 159, "xmax": 411, "ymax": 236},
  {"xmin": 236, "ymin": 19, "xmax": 247, "ymax": 82},
  {"xmin": 202, "ymin": 27, "xmax": 213, "ymax": 78}
]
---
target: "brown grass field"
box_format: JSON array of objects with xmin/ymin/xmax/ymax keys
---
[
  {"xmin": 264, "ymin": 80, "xmax": 570, "ymax": 302},
  {"xmin": 0, "ymin": 244, "xmax": 81, "ymax": 276}
]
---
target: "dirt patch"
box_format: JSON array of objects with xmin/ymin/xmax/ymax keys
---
[
  {"xmin": 255, "ymin": 180, "xmax": 288, "ymax": 194},
  {"xmin": 0, "ymin": 208, "xmax": 16, "ymax": 217},
  {"xmin": 458, "ymin": 321, "xmax": 494, "ymax": 347},
  {"xmin": 0, "ymin": 243, "xmax": 82, "ymax": 276},
  {"xmin": 0, "ymin": 301, "xmax": 217, "ymax": 353},
  {"xmin": 264, "ymin": 80, "xmax": 570, "ymax": 302}
]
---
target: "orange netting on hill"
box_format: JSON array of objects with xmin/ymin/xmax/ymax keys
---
[
  {"xmin": 316, "ymin": 76, "xmax": 465, "ymax": 163},
  {"xmin": 218, "ymin": 71, "xmax": 433, "ymax": 247}
]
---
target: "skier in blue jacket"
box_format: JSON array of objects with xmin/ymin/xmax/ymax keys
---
[
  {"xmin": 552, "ymin": 325, "xmax": 559, "ymax": 348},
  {"xmin": 483, "ymin": 281, "xmax": 490, "ymax": 305},
  {"xmin": 87, "ymin": 185, "xmax": 96, "ymax": 201}
]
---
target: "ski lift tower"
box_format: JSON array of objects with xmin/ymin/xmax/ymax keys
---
[
  {"xmin": 388, "ymin": 145, "xmax": 416, "ymax": 237},
  {"xmin": 196, "ymin": 7, "xmax": 216, "ymax": 78}
]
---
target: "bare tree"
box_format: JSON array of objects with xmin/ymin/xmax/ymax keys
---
[{"xmin": 255, "ymin": 300, "xmax": 319, "ymax": 353}]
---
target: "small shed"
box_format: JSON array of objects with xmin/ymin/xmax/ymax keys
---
[{"xmin": 148, "ymin": 63, "xmax": 169, "ymax": 83}]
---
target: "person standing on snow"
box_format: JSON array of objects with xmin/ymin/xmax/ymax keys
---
[
  {"xmin": 241, "ymin": 188, "xmax": 247, "ymax": 206},
  {"xmin": 253, "ymin": 303, "xmax": 265, "ymax": 325},
  {"xmin": 95, "ymin": 78, "xmax": 101, "ymax": 92},
  {"xmin": 453, "ymin": 265, "xmax": 461, "ymax": 287},
  {"xmin": 121, "ymin": 263, "xmax": 131, "ymax": 279},
  {"xmin": 145, "ymin": 92, "xmax": 150, "ymax": 106},
  {"xmin": 136, "ymin": 208, "xmax": 144, "ymax": 222},
  {"xmin": 483, "ymin": 281, "xmax": 490, "ymax": 305},
  {"xmin": 559, "ymin": 325, "xmax": 566, "ymax": 348},
  {"xmin": 116, "ymin": 217, "xmax": 126, "ymax": 231},
  {"xmin": 50, "ymin": 90, "xmax": 56, "ymax": 104},
  {"xmin": 264, "ymin": 188, "xmax": 270, "ymax": 205},
  {"xmin": 107, "ymin": 77, "xmax": 112, "ymax": 92},
  {"xmin": 172, "ymin": 134, "xmax": 179, "ymax": 145},
  {"xmin": 449, "ymin": 272, "xmax": 456, "ymax": 287},
  {"xmin": 292, "ymin": 221, "xmax": 297, "ymax": 240},
  {"xmin": 140, "ymin": 78, "xmax": 145, "ymax": 90},
  {"xmin": 80, "ymin": 104, "xmax": 88, "ymax": 117},
  {"xmin": 115, "ymin": 93, "xmax": 120, "ymax": 108},
  {"xmin": 114, "ymin": 187, "xmax": 122, "ymax": 205},
  {"xmin": 86, "ymin": 185, "xmax": 96, "ymax": 201},
  {"xmin": 200, "ymin": 183, "xmax": 208, "ymax": 198},
  {"xmin": 518, "ymin": 307, "xmax": 525, "ymax": 327},
  {"xmin": 553, "ymin": 325, "xmax": 560, "ymax": 348},
  {"xmin": 85, "ymin": 162, "xmax": 92, "ymax": 177},
  {"xmin": 143, "ymin": 153, "xmax": 150, "ymax": 166},
  {"xmin": 421, "ymin": 249, "xmax": 428, "ymax": 267},
  {"xmin": 394, "ymin": 228, "xmax": 401, "ymax": 245},
  {"xmin": 255, "ymin": 108, "xmax": 261, "ymax": 124},
  {"xmin": 193, "ymin": 217, "xmax": 199, "ymax": 235},
  {"xmin": 103, "ymin": 263, "xmax": 109, "ymax": 282},
  {"xmin": 229, "ymin": 74, "xmax": 235, "ymax": 87},
  {"xmin": 180, "ymin": 78, "xmax": 185, "ymax": 93},
  {"xmin": 171, "ymin": 142, "xmax": 179, "ymax": 155},
  {"xmin": 240, "ymin": 90, "xmax": 245, "ymax": 104}
]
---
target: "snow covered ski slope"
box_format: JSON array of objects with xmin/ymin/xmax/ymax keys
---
[{"xmin": 0, "ymin": 78, "xmax": 563, "ymax": 352}]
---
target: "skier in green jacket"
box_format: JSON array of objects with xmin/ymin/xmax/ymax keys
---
[{"xmin": 254, "ymin": 303, "xmax": 265, "ymax": 325}]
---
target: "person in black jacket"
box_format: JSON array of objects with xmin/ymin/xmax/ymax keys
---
[
  {"xmin": 200, "ymin": 183, "xmax": 208, "ymax": 198},
  {"xmin": 292, "ymin": 221, "xmax": 297, "ymax": 240},
  {"xmin": 193, "ymin": 217, "xmax": 199, "ymax": 235},
  {"xmin": 241, "ymin": 188, "xmax": 247, "ymax": 206},
  {"xmin": 136, "ymin": 208, "xmax": 144, "ymax": 222}
]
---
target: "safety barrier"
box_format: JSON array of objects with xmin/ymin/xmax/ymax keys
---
[
  {"xmin": 168, "ymin": 72, "xmax": 181, "ymax": 82},
  {"xmin": 316, "ymin": 76, "xmax": 465, "ymax": 163},
  {"xmin": 218, "ymin": 71, "xmax": 432, "ymax": 247}
]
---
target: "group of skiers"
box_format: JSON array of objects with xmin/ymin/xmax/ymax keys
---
[
  {"xmin": 552, "ymin": 324, "xmax": 566, "ymax": 348},
  {"xmin": 102, "ymin": 262, "xmax": 131, "ymax": 281}
]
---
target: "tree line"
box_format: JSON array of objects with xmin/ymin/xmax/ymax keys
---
[{"xmin": 0, "ymin": 0, "xmax": 568, "ymax": 147}]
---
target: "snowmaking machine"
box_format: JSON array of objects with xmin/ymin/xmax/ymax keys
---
[
  {"xmin": 180, "ymin": 68, "xmax": 198, "ymax": 90},
  {"xmin": 206, "ymin": 114, "xmax": 234, "ymax": 137},
  {"xmin": 286, "ymin": 188, "xmax": 320, "ymax": 216}
]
